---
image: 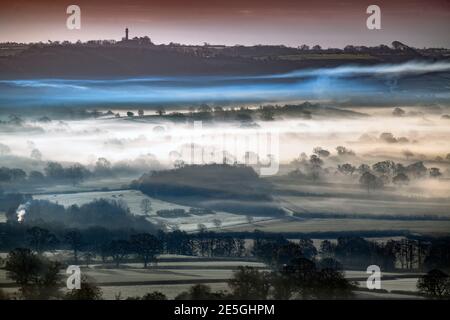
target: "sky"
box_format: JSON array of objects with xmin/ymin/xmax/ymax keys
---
[{"xmin": 0, "ymin": 0, "xmax": 449, "ymax": 48}]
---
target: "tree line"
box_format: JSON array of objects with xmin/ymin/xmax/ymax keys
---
[
  {"xmin": 1, "ymin": 225, "xmax": 449, "ymax": 299},
  {"xmin": 289, "ymin": 147, "xmax": 445, "ymax": 193},
  {"xmin": 1, "ymin": 220, "xmax": 449, "ymax": 273}
]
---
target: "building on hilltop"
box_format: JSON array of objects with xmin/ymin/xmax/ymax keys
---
[{"xmin": 119, "ymin": 27, "xmax": 153, "ymax": 45}]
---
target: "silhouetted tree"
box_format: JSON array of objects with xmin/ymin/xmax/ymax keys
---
[
  {"xmin": 402, "ymin": 149, "xmax": 414, "ymax": 160},
  {"xmin": 213, "ymin": 219, "xmax": 222, "ymax": 228},
  {"xmin": 336, "ymin": 146, "xmax": 355, "ymax": 156},
  {"xmin": 424, "ymin": 239, "xmax": 450, "ymax": 272},
  {"xmin": 65, "ymin": 275, "xmax": 103, "ymax": 300},
  {"xmin": 357, "ymin": 164, "xmax": 371, "ymax": 175},
  {"xmin": 175, "ymin": 284, "xmax": 227, "ymax": 300},
  {"xmin": 65, "ymin": 230, "xmax": 83, "ymax": 264},
  {"xmin": 27, "ymin": 227, "xmax": 58, "ymax": 254},
  {"xmin": 228, "ymin": 266, "xmax": 270, "ymax": 300},
  {"xmin": 406, "ymin": 161, "xmax": 427, "ymax": 178},
  {"xmin": 313, "ymin": 147, "xmax": 330, "ymax": 158},
  {"xmin": 108, "ymin": 240, "xmax": 130, "ymax": 267},
  {"xmin": 359, "ymin": 172, "xmax": 383, "ymax": 194},
  {"xmin": 429, "ymin": 167, "xmax": 442, "ymax": 178},
  {"xmin": 393, "ymin": 107, "xmax": 405, "ymax": 117},
  {"xmin": 393, "ymin": 173, "xmax": 410, "ymax": 186},
  {"xmin": 417, "ymin": 269, "xmax": 450, "ymax": 298},
  {"xmin": 130, "ymin": 233, "xmax": 161, "ymax": 268},
  {"xmin": 5, "ymin": 248, "xmax": 61, "ymax": 299},
  {"xmin": 140, "ymin": 198, "xmax": 152, "ymax": 215},
  {"xmin": 338, "ymin": 163, "xmax": 356, "ymax": 175},
  {"xmin": 320, "ymin": 240, "xmax": 336, "ymax": 258},
  {"xmin": 156, "ymin": 108, "xmax": 166, "ymax": 116},
  {"xmin": 261, "ymin": 107, "xmax": 275, "ymax": 121},
  {"xmin": 318, "ymin": 258, "xmax": 343, "ymax": 271},
  {"xmin": 372, "ymin": 160, "xmax": 395, "ymax": 176}
]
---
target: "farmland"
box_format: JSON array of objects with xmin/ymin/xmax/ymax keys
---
[
  {"xmin": 0, "ymin": 253, "xmax": 422, "ymax": 299},
  {"xmin": 33, "ymin": 189, "xmax": 273, "ymax": 232}
]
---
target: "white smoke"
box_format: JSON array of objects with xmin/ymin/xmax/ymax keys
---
[{"xmin": 16, "ymin": 202, "xmax": 31, "ymax": 223}]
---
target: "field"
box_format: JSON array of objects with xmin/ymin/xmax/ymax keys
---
[
  {"xmin": 26, "ymin": 173, "xmax": 450, "ymax": 234},
  {"xmin": 0, "ymin": 253, "xmax": 421, "ymax": 299},
  {"xmin": 33, "ymin": 190, "xmax": 273, "ymax": 231},
  {"xmin": 1, "ymin": 103, "xmax": 450, "ymax": 300},
  {"xmin": 258, "ymin": 178, "xmax": 450, "ymax": 235},
  {"xmin": 0, "ymin": 254, "xmax": 265, "ymax": 299},
  {"xmin": 223, "ymin": 217, "xmax": 450, "ymax": 234}
]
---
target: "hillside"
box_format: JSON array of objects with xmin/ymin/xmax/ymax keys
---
[
  {"xmin": 132, "ymin": 164, "xmax": 284, "ymax": 216},
  {"xmin": 0, "ymin": 43, "xmax": 430, "ymax": 79}
]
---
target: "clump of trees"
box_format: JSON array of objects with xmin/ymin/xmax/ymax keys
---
[
  {"xmin": 130, "ymin": 233, "xmax": 161, "ymax": 268},
  {"xmin": 3, "ymin": 247, "xmax": 102, "ymax": 300},
  {"xmin": 289, "ymin": 146, "xmax": 445, "ymax": 193},
  {"xmin": 379, "ymin": 132, "xmax": 409, "ymax": 144},
  {"xmin": 175, "ymin": 284, "xmax": 228, "ymax": 300},
  {"xmin": 177, "ymin": 258, "xmax": 354, "ymax": 300},
  {"xmin": 319, "ymin": 236, "xmax": 448, "ymax": 272},
  {"xmin": 2, "ymin": 220, "xmax": 450, "ymax": 299},
  {"xmin": 0, "ymin": 162, "xmax": 90, "ymax": 186},
  {"xmin": 65, "ymin": 275, "xmax": 103, "ymax": 300},
  {"xmin": 4, "ymin": 248, "xmax": 61, "ymax": 299},
  {"xmin": 13, "ymin": 198, "xmax": 157, "ymax": 232},
  {"xmin": 0, "ymin": 155, "xmax": 162, "ymax": 188},
  {"xmin": 132, "ymin": 164, "xmax": 284, "ymax": 216},
  {"xmin": 0, "ymin": 167, "xmax": 27, "ymax": 184},
  {"xmin": 150, "ymin": 102, "xmax": 338, "ymax": 124},
  {"xmin": 359, "ymin": 171, "xmax": 384, "ymax": 193},
  {"xmin": 417, "ymin": 269, "xmax": 450, "ymax": 299}
]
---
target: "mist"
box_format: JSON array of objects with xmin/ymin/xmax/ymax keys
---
[{"xmin": 1, "ymin": 61, "xmax": 449, "ymax": 108}]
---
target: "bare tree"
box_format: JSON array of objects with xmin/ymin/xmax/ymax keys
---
[
  {"xmin": 359, "ymin": 172, "xmax": 383, "ymax": 194},
  {"xmin": 140, "ymin": 198, "xmax": 152, "ymax": 215},
  {"xmin": 402, "ymin": 149, "xmax": 414, "ymax": 160},
  {"xmin": 65, "ymin": 230, "xmax": 82, "ymax": 264},
  {"xmin": 130, "ymin": 233, "xmax": 161, "ymax": 268},
  {"xmin": 212, "ymin": 219, "xmax": 222, "ymax": 228}
]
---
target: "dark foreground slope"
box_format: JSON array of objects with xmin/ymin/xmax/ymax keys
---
[{"xmin": 0, "ymin": 43, "xmax": 430, "ymax": 79}]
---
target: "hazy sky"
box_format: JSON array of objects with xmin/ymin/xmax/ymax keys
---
[{"xmin": 0, "ymin": 0, "xmax": 449, "ymax": 47}]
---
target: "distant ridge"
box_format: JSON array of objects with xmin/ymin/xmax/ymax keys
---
[{"xmin": 0, "ymin": 41, "xmax": 442, "ymax": 79}]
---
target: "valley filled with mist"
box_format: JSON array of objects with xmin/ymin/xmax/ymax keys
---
[{"xmin": 1, "ymin": 59, "xmax": 450, "ymax": 300}]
